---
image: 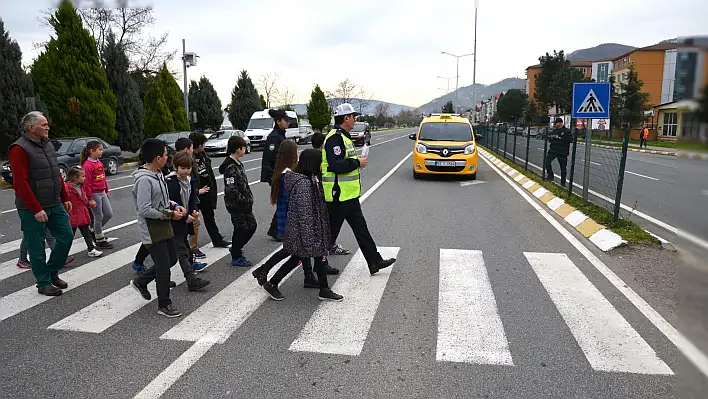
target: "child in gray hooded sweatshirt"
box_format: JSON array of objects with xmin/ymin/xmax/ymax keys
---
[{"xmin": 129, "ymin": 139, "xmax": 187, "ymax": 318}]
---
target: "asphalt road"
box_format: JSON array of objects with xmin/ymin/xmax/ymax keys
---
[
  {"xmin": 1, "ymin": 128, "xmax": 706, "ymax": 398},
  {"xmin": 487, "ymin": 133, "xmax": 708, "ymax": 245}
]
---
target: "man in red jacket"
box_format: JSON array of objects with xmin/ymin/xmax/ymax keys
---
[{"xmin": 9, "ymin": 111, "xmax": 74, "ymax": 296}]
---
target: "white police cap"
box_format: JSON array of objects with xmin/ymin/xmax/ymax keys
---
[{"xmin": 333, "ymin": 103, "xmax": 360, "ymax": 117}]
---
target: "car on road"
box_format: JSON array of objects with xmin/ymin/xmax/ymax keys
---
[
  {"xmin": 204, "ymin": 129, "xmax": 251, "ymax": 156},
  {"xmin": 351, "ymin": 122, "xmax": 371, "ymax": 146},
  {"xmin": 156, "ymin": 131, "xmax": 192, "ymax": 150},
  {"xmin": 1, "ymin": 137, "xmax": 124, "ymax": 185},
  {"xmin": 409, "ymin": 114, "xmax": 480, "ymax": 180}
]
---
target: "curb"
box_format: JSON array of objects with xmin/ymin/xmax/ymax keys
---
[
  {"xmin": 588, "ymin": 142, "xmax": 708, "ymax": 161},
  {"xmin": 479, "ymin": 148, "xmax": 626, "ymax": 252}
]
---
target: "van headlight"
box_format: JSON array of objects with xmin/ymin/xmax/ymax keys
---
[
  {"xmin": 416, "ymin": 143, "xmax": 427, "ymax": 154},
  {"xmin": 464, "ymin": 145, "xmax": 476, "ymax": 155}
]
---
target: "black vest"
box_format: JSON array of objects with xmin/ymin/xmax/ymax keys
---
[{"xmin": 10, "ymin": 134, "xmax": 63, "ymax": 211}]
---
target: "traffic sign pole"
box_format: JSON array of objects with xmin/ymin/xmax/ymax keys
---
[{"xmin": 582, "ymin": 119, "xmax": 592, "ymax": 201}]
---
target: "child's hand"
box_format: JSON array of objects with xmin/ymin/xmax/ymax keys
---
[
  {"xmin": 186, "ymin": 215, "xmax": 194, "ymax": 224},
  {"xmin": 88, "ymin": 200, "xmax": 97, "ymax": 208},
  {"xmin": 199, "ymin": 187, "xmax": 210, "ymax": 194}
]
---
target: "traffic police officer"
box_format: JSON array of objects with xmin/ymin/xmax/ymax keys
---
[
  {"xmin": 544, "ymin": 117, "xmax": 573, "ymax": 187},
  {"xmin": 322, "ymin": 103, "xmax": 396, "ymax": 275},
  {"xmin": 261, "ymin": 108, "xmax": 289, "ymax": 241}
]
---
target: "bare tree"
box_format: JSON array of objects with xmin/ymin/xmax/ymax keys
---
[
  {"xmin": 354, "ymin": 87, "xmax": 373, "ymax": 115},
  {"xmin": 257, "ymin": 73, "xmax": 279, "ymax": 108},
  {"xmin": 326, "ymin": 79, "xmax": 359, "ymax": 108},
  {"xmin": 277, "ymin": 87, "xmax": 296, "ymax": 109},
  {"xmin": 374, "ymin": 103, "xmax": 390, "ymax": 117}
]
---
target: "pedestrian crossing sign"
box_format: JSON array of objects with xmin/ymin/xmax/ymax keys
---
[{"xmin": 572, "ymin": 82, "xmax": 610, "ymax": 119}]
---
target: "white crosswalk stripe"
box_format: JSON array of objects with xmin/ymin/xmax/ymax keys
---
[{"xmin": 0, "ymin": 243, "xmax": 674, "ymax": 376}]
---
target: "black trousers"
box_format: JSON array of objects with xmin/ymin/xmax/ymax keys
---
[
  {"xmin": 136, "ymin": 235, "xmax": 195, "ymax": 267},
  {"xmin": 72, "ymin": 225, "xmax": 95, "ymax": 251},
  {"xmin": 230, "ymin": 210, "xmax": 257, "ymax": 258},
  {"xmin": 328, "ymin": 199, "xmax": 383, "ymax": 266},
  {"xmin": 135, "ymin": 239, "xmax": 177, "ymax": 308},
  {"xmin": 255, "ymin": 248, "xmax": 314, "ymax": 277},
  {"xmin": 545, "ymin": 153, "xmax": 568, "ymax": 183},
  {"xmin": 640, "ymin": 138, "xmax": 647, "ymax": 148},
  {"xmin": 268, "ymin": 212, "xmax": 278, "ymax": 236},
  {"xmin": 200, "ymin": 206, "xmax": 224, "ymax": 244},
  {"xmin": 270, "ymin": 255, "xmax": 329, "ymax": 289}
]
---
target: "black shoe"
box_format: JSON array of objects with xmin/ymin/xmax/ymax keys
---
[
  {"xmin": 268, "ymin": 231, "xmax": 283, "ymax": 242},
  {"xmin": 252, "ymin": 268, "xmax": 268, "ymax": 286},
  {"xmin": 170, "ymin": 281, "xmax": 177, "ymax": 288},
  {"xmin": 130, "ymin": 279, "xmax": 151, "ymax": 300},
  {"xmin": 187, "ymin": 278, "xmax": 211, "ymax": 292},
  {"xmin": 213, "ymin": 239, "xmax": 231, "ymax": 248},
  {"xmin": 157, "ymin": 305, "xmax": 182, "ymax": 318},
  {"xmin": 369, "ymin": 258, "xmax": 396, "ymax": 275},
  {"xmin": 262, "ymin": 282, "xmax": 284, "ymax": 301},
  {"xmin": 51, "ymin": 276, "xmax": 68, "ymax": 289},
  {"xmin": 303, "ymin": 275, "xmax": 320, "ymax": 289},
  {"xmin": 325, "ymin": 264, "xmax": 340, "ymax": 275},
  {"xmin": 38, "ymin": 285, "xmax": 62, "ymax": 296},
  {"xmin": 97, "ymin": 240, "xmax": 114, "ymax": 249},
  {"xmin": 318, "ymin": 288, "xmax": 344, "ymax": 302}
]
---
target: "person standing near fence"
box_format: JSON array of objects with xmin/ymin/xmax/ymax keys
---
[
  {"xmin": 544, "ymin": 117, "xmax": 573, "ymax": 188},
  {"xmin": 640, "ymin": 125, "xmax": 649, "ymax": 148}
]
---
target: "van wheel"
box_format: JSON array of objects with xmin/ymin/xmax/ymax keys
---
[{"xmin": 413, "ymin": 171, "xmax": 421, "ymax": 180}]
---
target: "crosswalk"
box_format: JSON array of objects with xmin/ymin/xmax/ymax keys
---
[{"xmin": 0, "ymin": 242, "xmax": 673, "ymax": 376}]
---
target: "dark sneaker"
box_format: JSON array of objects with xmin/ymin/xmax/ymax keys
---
[
  {"xmin": 231, "ymin": 257, "xmax": 252, "ymax": 267},
  {"xmin": 192, "ymin": 249, "xmax": 207, "ymax": 259},
  {"xmin": 130, "ymin": 279, "xmax": 151, "ymax": 300},
  {"xmin": 51, "ymin": 276, "xmax": 68, "ymax": 289},
  {"xmin": 131, "ymin": 261, "xmax": 147, "ymax": 275},
  {"xmin": 157, "ymin": 305, "xmax": 182, "ymax": 318},
  {"xmin": 330, "ymin": 244, "xmax": 350, "ymax": 255},
  {"xmin": 252, "ymin": 268, "xmax": 268, "ymax": 286},
  {"xmin": 192, "ymin": 262, "xmax": 208, "ymax": 272},
  {"xmin": 325, "ymin": 264, "xmax": 340, "ymax": 275},
  {"xmin": 38, "ymin": 285, "xmax": 62, "ymax": 296},
  {"xmin": 303, "ymin": 274, "xmax": 319, "ymax": 289},
  {"xmin": 213, "ymin": 239, "xmax": 231, "ymax": 248},
  {"xmin": 187, "ymin": 278, "xmax": 211, "ymax": 292},
  {"xmin": 268, "ymin": 232, "xmax": 282, "ymax": 242},
  {"xmin": 369, "ymin": 258, "xmax": 396, "ymax": 275},
  {"xmin": 318, "ymin": 289, "xmax": 344, "ymax": 302},
  {"xmin": 97, "ymin": 240, "xmax": 114, "ymax": 249},
  {"xmin": 170, "ymin": 281, "xmax": 177, "ymax": 288},
  {"xmin": 262, "ymin": 282, "xmax": 284, "ymax": 301}
]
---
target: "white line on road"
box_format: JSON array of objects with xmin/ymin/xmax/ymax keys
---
[
  {"xmin": 134, "ymin": 148, "xmax": 413, "ymax": 399},
  {"xmin": 525, "ymin": 252, "xmax": 672, "ymax": 374},
  {"xmin": 436, "ymin": 249, "xmax": 513, "ymax": 365},
  {"xmin": 626, "ymin": 171, "xmax": 659, "ymax": 181},
  {"xmin": 289, "ymin": 247, "xmax": 400, "ymax": 356},
  {"xmin": 480, "ymin": 151, "xmax": 708, "ymax": 380}
]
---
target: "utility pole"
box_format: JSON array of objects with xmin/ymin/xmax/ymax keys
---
[
  {"xmin": 182, "ymin": 39, "xmax": 189, "ymax": 122},
  {"xmin": 442, "ymin": 51, "xmax": 474, "ymax": 113},
  {"xmin": 472, "ymin": 0, "xmax": 479, "ymax": 124}
]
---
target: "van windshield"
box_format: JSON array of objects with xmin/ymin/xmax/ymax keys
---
[
  {"xmin": 247, "ymin": 118, "xmax": 274, "ymax": 130},
  {"xmin": 419, "ymin": 122, "xmax": 472, "ymax": 142}
]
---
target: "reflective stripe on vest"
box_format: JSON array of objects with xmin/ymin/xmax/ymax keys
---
[{"xmin": 322, "ymin": 129, "xmax": 361, "ymax": 202}]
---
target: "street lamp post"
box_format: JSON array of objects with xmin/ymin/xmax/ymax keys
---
[
  {"xmin": 437, "ymin": 76, "xmax": 455, "ymax": 94},
  {"xmin": 472, "ymin": 0, "xmax": 479, "ymax": 124},
  {"xmin": 441, "ymin": 51, "xmax": 474, "ymax": 113},
  {"xmin": 182, "ymin": 39, "xmax": 199, "ymax": 124}
]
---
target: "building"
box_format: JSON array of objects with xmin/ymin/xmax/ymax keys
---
[
  {"xmin": 525, "ymin": 61, "xmax": 592, "ymax": 101},
  {"xmin": 611, "ymin": 42, "xmax": 678, "ymax": 106}
]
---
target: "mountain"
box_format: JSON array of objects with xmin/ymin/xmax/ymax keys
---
[
  {"xmin": 291, "ymin": 99, "xmax": 415, "ymax": 117},
  {"xmin": 565, "ymin": 43, "xmax": 636, "ymax": 61},
  {"xmin": 417, "ymin": 78, "xmax": 526, "ymax": 113}
]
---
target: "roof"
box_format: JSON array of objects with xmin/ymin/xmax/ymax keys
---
[
  {"xmin": 613, "ymin": 42, "xmax": 678, "ymax": 61},
  {"xmin": 423, "ymin": 114, "xmax": 469, "ymax": 123},
  {"xmin": 526, "ymin": 60, "xmax": 591, "ymax": 71}
]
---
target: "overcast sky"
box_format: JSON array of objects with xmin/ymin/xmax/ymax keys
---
[{"xmin": 3, "ymin": 0, "xmax": 707, "ymax": 108}]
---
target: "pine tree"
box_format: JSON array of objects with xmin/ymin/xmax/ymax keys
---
[
  {"xmin": 192, "ymin": 76, "xmax": 222, "ymax": 131},
  {"xmin": 156, "ymin": 63, "xmax": 190, "ymax": 131},
  {"xmin": 0, "ymin": 18, "xmax": 33, "ymax": 156},
  {"xmin": 102, "ymin": 33, "xmax": 143, "ymax": 151},
  {"xmin": 143, "ymin": 79, "xmax": 174, "ymax": 137},
  {"xmin": 228, "ymin": 70, "xmax": 262, "ymax": 131},
  {"xmin": 306, "ymin": 84, "xmax": 331, "ymax": 132},
  {"xmin": 30, "ymin": 0, "xmax": 117, "ymax": 140},
  {"xmin": 187, "ymin": 80, "xmax": 200, "ymax": 129},
  {"xmin": 442, "ymin": 101, "xmax": 454, "ymax": 113},
  {"xmin": 259, "ymin": 94, "xmax": 267, "ymax": 109}
]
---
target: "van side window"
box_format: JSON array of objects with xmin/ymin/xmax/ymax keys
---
[{"xmin": 288, "ymin": 117, "xmax": 299, "ymax": 129}]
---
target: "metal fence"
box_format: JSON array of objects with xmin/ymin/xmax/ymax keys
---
[{"xmin": 476, "ymin": 122, "xmax": 631, "ymax": 222}]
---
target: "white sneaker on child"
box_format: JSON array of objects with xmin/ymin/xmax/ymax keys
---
[{"xmin": 88, "ymin": 249, "xmax": 103, "ymax": 258}]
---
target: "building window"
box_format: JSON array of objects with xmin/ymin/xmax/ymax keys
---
[{"xmin": 663, "ymin": 112, "xmax": 678, "ymax": 136}]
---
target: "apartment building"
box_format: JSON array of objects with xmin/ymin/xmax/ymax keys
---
[{"xmin": 525, "ymin": 61, "xmax": 592, "ymax": 101}]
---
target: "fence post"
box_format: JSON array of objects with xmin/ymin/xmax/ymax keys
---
[
  {"xmin": 525, "ymin": 126, "xmax": 531, "ymax": 171},
  {"xmin": 567, "ymin": 120, "xmax": 578, "ymax": 197},
  {"xmin": 613, "ymin": 126, "xmax": 631, "ymax": 223},
  {"xmin": 512, "ymin": 123, "xmax": 518, "ymax": 163},
  {"xmin": 542, "ymin": 127, "xmax": 549, "ymax": 180},
  {"xmin": 503, "ymin": 128, "xmax": 508, "ymax": 158},
  {"xmin": 496, "ymin": 127, "xmax": 501, "ymax": 154}
]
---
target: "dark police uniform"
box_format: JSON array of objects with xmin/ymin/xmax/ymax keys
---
[
  {"xmin": 261, "ymin": 126, "xmax": 287, "ymax": 238},
  {"xmin": 545, "ymin": 125, "xmax": 573, "ymax": 185}
]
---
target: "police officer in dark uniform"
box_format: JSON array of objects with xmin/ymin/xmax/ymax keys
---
[
  {"xmin": 544, "ymin": 117, "xmax": 573, "ymax": 187},
  {"xmin": 261, "ymin": 108, "xmax": 289, "ymax": 241},
  {"xmin": 322, "ymin": 103, "xmax": 396, "ymax": 275}
]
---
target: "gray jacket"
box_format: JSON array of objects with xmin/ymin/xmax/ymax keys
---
[{"xmin": 132, "ymin": 167, "xmax": 176, "ymax": 245}]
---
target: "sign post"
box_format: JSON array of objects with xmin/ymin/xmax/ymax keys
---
[{"xmin": 572, "ymin": 83, "xmax": 610, "ymax": 201}]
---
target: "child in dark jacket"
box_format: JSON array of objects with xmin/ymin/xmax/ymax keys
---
[
  {"xmin": 64, "ymin": 167, "xmax": 103, "ymax": 258},
  {"xmin": 260, "ymin": 149, "xmax": 343, "ymax": 302},
  {"xmin": 219, "ymin": 136, "xmax": 257, "ymax": 267}
]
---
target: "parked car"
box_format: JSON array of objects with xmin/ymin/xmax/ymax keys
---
[
  {"xmin": 155, "ymin": 131, "xmax": 191, "ymax": 150},
  {"xmin": 1, "ymin": 137, "xmax": 124, "ymax": 185},
  {"xmin": 204, "ymin": 129, "xmax": 251, "ymax": 156},
  {"xmin": 350, "ymin": 122, "xmax": 371, "ymax": 146}
]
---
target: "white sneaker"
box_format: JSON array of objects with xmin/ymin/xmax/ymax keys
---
[{"xmin": 88, "ymin": 249, "xmax": 103, "ymax": 257}]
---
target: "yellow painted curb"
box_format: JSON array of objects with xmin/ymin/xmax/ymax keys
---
[
  {"xmin": 518, "ymin": 177, "xmax": 530, "ymax": 185},
  {"xmin": 576, "ymin": 218, "xmax": 605, "ymax": 237},
  {"xmin": 528, "ymin": 183, "xmax": 541, "ymax": 193},
  {"xmin": 0, "ymin": 180, "xmax": 9, "ymax": 188},
  {"xmin": 555, "ymin": 204, "xmax": 576, "ymax": 218},
  {"xmin": 539, "ymin": 192, "xmax": 555, "ymax": 204}
]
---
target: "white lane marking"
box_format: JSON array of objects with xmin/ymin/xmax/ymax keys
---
[
  {"xmin": 479, "ymin": 150, "xmax": 708, "ymax": 380},
  {"xmin": 460, "ymin": 181, "xmax": 487, "ymax": 187},
  {"xmin": 525, "ymin": 252, "xmax": 672, "ymax": 374},
  {"xmin": 0, "ymin": 243, "xmax": 142, "ymax": 322},
  {"xmin": 48, "ymin": 246, "xmax": 232, "ymax": 333},
  {"xmin": 0, "ymin": 238, "xmax": 118, "ymax": 283},
  {"xmin": 436, "ymin": 249, "xmax": 513, "ymax": 365},
  {"xmin": 289, "ymin": 247, "xmax": 400, "ymax": 356},
  {"xmin": 702, "ymin": 189, "xmax": 708, "ymax": 197},
  {"xmin": 579, "ymin": 159, "xmax": 603, "ymax": 166},
  {"xmin": 626, "ymin": 171, "xmax": 659, "ymax": 181},
  {"xmin": 135, "ymin": 148, "xmax": 413, "ymax": 399}
]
